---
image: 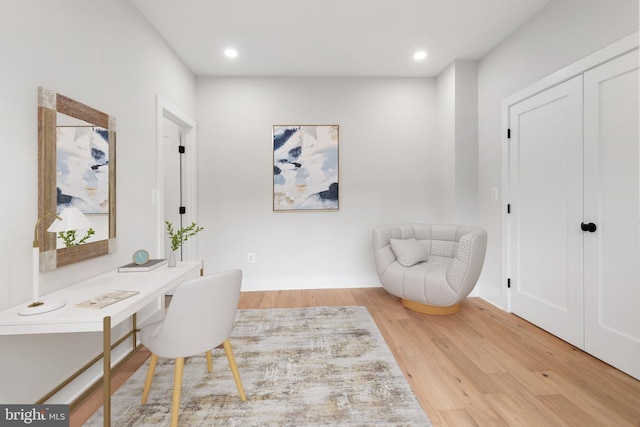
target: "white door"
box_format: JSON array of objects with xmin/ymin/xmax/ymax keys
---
[
  {"xmin": 508, "ymin": 76, "xmax": 585, "ymax": 348},
  {"xmin": 583, "ymin": 50, "xmax": 640, "ymax": 380},
  {"xmin": 163, "ymin": 118, "xmax": 184, "ymax": 259}
]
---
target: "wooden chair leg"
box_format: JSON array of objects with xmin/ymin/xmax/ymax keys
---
[
  {"xmin": 206, "ymin": 350, "xmax": 213, "ymax": 372},
  {"xmin": 222, "ymin": 339, "xmax": 246, "ymax": 401},
  {"xmin": 141, "ymin": 354, "xmax": 158, "ymax": 404},
  {"xmin": 171, "ymin": 357, "xmax": 185, "ymax": 427}
]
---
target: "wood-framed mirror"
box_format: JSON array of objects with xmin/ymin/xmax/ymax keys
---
[{"xmin": 38, "ymin": 87, "xmax": 116, "ymax": 272}]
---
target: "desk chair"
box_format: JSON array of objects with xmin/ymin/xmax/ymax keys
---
[{"xmin": 140, "ymin": 269, "xmax": 246, "ymax": 427}]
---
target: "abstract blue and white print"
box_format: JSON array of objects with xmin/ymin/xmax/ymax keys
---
[
  {"xmin": 56, "ymin": 126, "xmax": 109, "ymax": 214},
  {"xmin": 273, "ymin": 125, "xmax": 339, "ymax": 211}
]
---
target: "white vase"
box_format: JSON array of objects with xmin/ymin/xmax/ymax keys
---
[{"xmin": 168, "ymin": 251, "xmax": 176, "ymax": 267}]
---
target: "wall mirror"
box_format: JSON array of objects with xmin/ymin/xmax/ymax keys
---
[{"xmin": 38, "ymin": 87, "xmax": 116, "ymax": 272}]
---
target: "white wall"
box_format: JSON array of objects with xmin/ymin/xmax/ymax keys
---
[
  {"xmin": 435, "ymin": 64, "xmax": 456, "ymax": 221},
  {"xmin": 476, "ymin": 0, "xmax": 639, "ymax": 308},
  {"xmin": 0, "ymin": 0, "xmax": 196, "ymax": 403},
  {"xmin": 435, "ymin": 60, "xmax": 479, "ymax": 225},
  {"xmin": 454, "ymin": 60, "xmax": 479, "ymax": 226},
  {"xmin": 195, "ymin": 77, "xmax": 438, "ymax": 290}
]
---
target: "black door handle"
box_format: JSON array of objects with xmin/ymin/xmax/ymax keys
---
[{"xmin": 581, "ymin": 222, "xmax": 597, "ymax": 232}]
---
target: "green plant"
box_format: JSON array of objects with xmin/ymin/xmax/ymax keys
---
[
  {"xmin": 58, "ymin": 228, "xmax": 95, "ymax": 247},
  {"xmin": 166, "ymin": 221, "xmax": 204, "ymax": 252}
]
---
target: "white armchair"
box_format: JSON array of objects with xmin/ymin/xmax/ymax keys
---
[
  {"xmin": 373, "ymin": 224, "xmax": 487, "ymax": 314},
  {"xmin": 140, "ymin": 269, "xmax": 246, "ymax": 427}
]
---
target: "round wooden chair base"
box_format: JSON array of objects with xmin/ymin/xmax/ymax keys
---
[{"xmin": 401, "ymin": 299, "xmax": 460, "ymax": 315}]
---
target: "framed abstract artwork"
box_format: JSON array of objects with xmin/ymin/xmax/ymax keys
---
[{"xmin": 273, "ymin": 125, "xmax": 339, "ymax": 211}]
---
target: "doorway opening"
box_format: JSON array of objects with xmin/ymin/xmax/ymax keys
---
[{"xmin": 155, "ymin": 96, "xmax": 198, "ymax": 262}]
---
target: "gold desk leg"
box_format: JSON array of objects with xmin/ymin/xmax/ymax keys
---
[
  {"xmin": 103, "ymin": 316, "xmax": 111, "ymax": 427},
  {"xmin": 132, "ymin": 313, "xmax": 137, "ymax": 349}
]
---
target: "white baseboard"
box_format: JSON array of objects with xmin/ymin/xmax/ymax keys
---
[{"xmin": 241, "ymin": 274, "xmax": 382, "ymax": 292}]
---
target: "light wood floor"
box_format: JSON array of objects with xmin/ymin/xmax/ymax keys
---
[{"xmin": 71, "ymin": 288, "xmax": 640, "ymax": 427}]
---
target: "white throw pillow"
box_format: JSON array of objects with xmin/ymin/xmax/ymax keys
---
[{"xmin": 389, "ymin": 238, "xmax": 428, "ymax": 267}]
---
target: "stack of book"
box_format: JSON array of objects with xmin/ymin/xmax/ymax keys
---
[{"xmin": 118, "ymin": 259, "xmax": 167, "ymax": 272}]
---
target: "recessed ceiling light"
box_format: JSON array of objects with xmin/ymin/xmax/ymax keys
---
[
  {"xmin": 224, "ymin": 48, "xmax": 238, "ymax": 58},
  {"xmin": 413, "ymin": 51, "xmax": 427, "ymax": 61}
]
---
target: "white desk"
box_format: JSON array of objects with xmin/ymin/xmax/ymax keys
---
[{"xmin": 0, "ymin": 261, "xmax": 203, "ymax": 426}]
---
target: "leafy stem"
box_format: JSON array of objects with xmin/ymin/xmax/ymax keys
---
[
  {"xmin": 58, "ymin": 228, "xmax": 95, "ymax": 247},
  {"xmin": 165, "ymin": 221, "xmax": 204, "ymax": 252}
]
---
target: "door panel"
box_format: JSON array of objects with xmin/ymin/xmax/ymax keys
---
[
  {"xmin": 584, "ymin": 50, "xmax": 640, "ymax": 380},
  {"xmin": 163, "ymin": 118, "xmax": 182, "ymax": 259},
  {"xmin": 508, "ymin": 76, "xmax": 584, "ymax": 347}
]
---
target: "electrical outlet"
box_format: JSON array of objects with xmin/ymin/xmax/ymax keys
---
[{"xmin": 247, "ymin": 252, "xmax": 255, "ymax": 263}]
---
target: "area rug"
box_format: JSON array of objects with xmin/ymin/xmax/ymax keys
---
[{"xmin": 85, "ymin": 306, "xmax": 431, "ymax": 426}]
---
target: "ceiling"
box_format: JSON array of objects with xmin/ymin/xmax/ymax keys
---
[{"xmin": 131, "ymin": 0, "xmax": 551, "ymax": 77}]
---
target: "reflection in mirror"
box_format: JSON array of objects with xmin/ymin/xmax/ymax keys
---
[
  {"xmin": 38, "ymin": 87, "xmax": 116, "ymax": 271},
  {"xmin": 55, "ymin": 114, "xmax": 109, "ymax": 248}
]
